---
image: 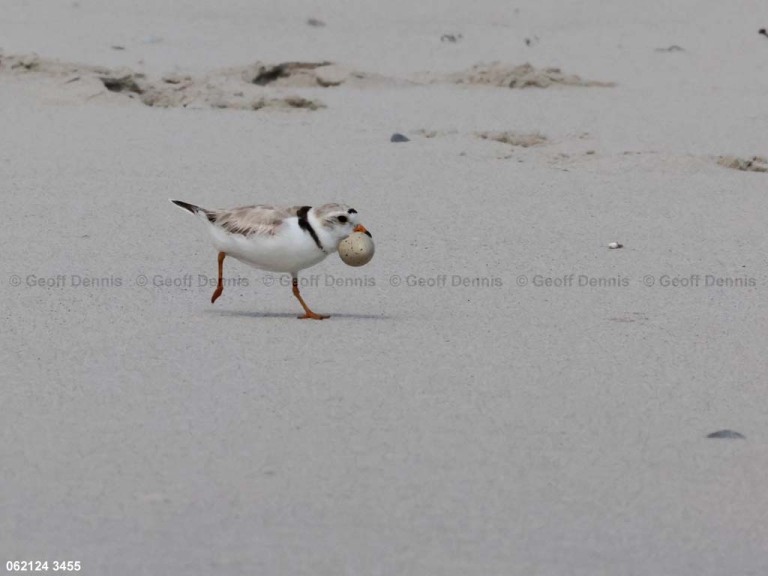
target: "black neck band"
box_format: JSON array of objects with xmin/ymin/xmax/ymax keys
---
[{"xmin": 297, "ymin": 206, "xmax": 324, "ymax": 252}]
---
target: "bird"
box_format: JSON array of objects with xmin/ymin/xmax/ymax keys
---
[{"xmin": 170, "ymin": 200, "xmax": 371, "ymax": 319}]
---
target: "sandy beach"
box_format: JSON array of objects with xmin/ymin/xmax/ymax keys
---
[{"xmin": 2, "ymin": 0, "xmax": 768, "ymax": 573}]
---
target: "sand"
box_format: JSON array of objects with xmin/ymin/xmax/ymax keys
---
[{"xmin": 2, "ymin": 0, "xmax": 768, "ymax": 574}]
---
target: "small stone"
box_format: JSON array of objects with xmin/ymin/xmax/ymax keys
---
[
  {"xmin": 608, "ymin": 242, "xmax": 623, "ymax": 249},
  {"xmin": 307, "ymin": 18, "xmax": 326, "ymax": 27},
  {"xmin": 98, "ymin": 69, "xmax": 145, "ymax": 94},
  {"xmin": 707, "ymin": 430, "xmax": 745, "ymax": 439},
  {"xmin": 390, "ymin": 133, "xmax": 410, "ymax": 143},
  {"xmin": 315, "ymin": 64, "xmax": 349, "ymax": 87},
  {"xmin": 441, "ymin": 33, "xmax": 463, "ymax": 43},
  {"xmin": 655, "ymin": 45, "xmax": 684, "ymax": 52}
]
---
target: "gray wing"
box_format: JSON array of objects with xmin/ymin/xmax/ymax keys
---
[{"xmin": 205, "ymin": 204, "xmax": 304, "ymax": 237}]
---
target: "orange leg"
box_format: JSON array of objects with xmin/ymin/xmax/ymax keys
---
[
  {"xmin": 292, "ymin": 277, "xmax": 328, "ymax": 320},
  {"xmin": 211, "ymin": 251, "xmax": 225, "ymax": 304}
]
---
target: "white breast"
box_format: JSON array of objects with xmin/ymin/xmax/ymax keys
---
[{"xmin": 206, "ymin": 218, "xmax": 329, "ymax": 273}]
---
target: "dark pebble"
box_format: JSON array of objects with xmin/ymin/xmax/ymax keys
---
[
  {"xmin": 706, "ymin": 430, "xmax": 745, "ymax": 439},
  {"xmin": 440, "ymin": 34, "xmax": 462, "ymax": 43},
  {"xmin": 390, "ymin": 133, "xmax": 410, "ymax": 143}
]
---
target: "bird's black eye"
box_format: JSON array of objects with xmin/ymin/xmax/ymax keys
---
[{"xmin": 338, "ymin": 215, "xmax": 348, "ymax": 223}]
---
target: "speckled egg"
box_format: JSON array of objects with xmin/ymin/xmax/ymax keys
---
[{"xmin": 338, "ymin": 232, "xmax": 375, "ymax": 267}]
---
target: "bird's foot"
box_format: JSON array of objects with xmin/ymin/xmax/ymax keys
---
[{"xmin": 297, "ymin": 312, "xmax": 329, "ymax": 320}]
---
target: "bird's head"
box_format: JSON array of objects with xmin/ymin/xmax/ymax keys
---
[{"xmin": 313, "ymin": 203, "xmax": 371, "ymax": 248}]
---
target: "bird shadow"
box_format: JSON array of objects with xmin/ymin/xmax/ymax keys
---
[{"xmin": 206, "ymin": 309, "xmax": 394, "ymax": 320}]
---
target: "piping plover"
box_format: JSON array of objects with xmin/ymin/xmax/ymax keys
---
[{"xmin": 171, "ymin": 200, "xmax": 371, "ymax": 319}]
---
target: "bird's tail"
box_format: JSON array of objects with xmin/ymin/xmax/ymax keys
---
[{"xmin": 170, "ymin": 199, "xmax": 201, "ymax": 214}]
